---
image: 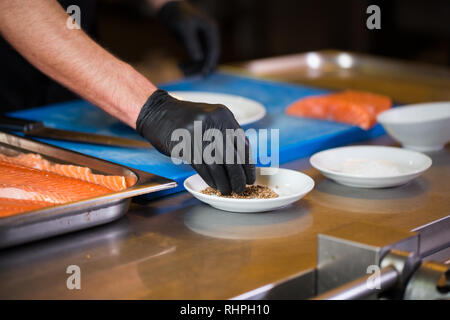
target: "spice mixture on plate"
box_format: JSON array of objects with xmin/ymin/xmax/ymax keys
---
[{"xmin": 201, "ymin": 185, "xmax": 278, "ymax": 199}]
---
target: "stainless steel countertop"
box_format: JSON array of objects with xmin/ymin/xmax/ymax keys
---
[
  {"xmin": 0, "ymin": 134, "xmax": 448, "ymax": 299},
  {"xmin": 1, "ymin": 51, "xmax": 449, "ymax": 299}
]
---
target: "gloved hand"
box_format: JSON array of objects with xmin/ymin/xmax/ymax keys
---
[
  {"xmin": 157, "ymin": 1, "xmax": 220, "ymax": 76},
  {"xmin": 136, "ymin": 89, "xmax": 255, "ymax": 195}
]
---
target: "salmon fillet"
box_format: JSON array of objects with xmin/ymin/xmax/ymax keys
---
[
  {"xmin": 0, "ymin": 160, "xmax": 112, "ymax": 204},
  {"xmin": 286, "ymin": 90, "xmax": 392, "ymax": 130},
  {"xmin": 0, "ymin": 198, "xmax": 53, "ymax": 218},
  {"xmin": 0, "ymin": 153, "xmax": 130, "ymax": 191},
  {"xmin": 0, "ymin": 153, "xmax": 131, "ymax": 217}
]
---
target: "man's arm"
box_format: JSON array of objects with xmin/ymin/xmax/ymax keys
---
[
  {"xmin": 0, "ymin": 0, "xmax": 157, "ymax": 128},
  {"xmin": 0, "ymin": 0, "xmax": 255, "ymax": 194}
]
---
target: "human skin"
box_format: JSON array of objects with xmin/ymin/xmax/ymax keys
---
[{"xmin": 0, "ymin": 0, "xmax": 173, "ymax": 128}]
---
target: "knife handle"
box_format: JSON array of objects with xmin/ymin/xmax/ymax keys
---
[{"xmin": 0, "ymin": 116, "xmax": 44, "ymax": 133}]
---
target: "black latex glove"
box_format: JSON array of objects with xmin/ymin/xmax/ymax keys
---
[
  {"xmin": 157, "ymin": 1, "xmax": 220, "ymax": 76},
  {"xmin": 136, "ymin": 90, "xmax": 255, "ymax": 195}
]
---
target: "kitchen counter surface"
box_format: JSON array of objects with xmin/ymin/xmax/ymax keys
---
[{"xmin": 0, "ymin": 51, "xmax": 448, "ymax": 299}]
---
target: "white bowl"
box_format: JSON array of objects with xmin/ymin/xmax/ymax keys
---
[
  {"xmin": 310, "ymin": 146, "xmax": 432, "ymax": 188},
  {"xmin": 183, "ymin": 167, "xmax": 314, "ymax": 213},
  {"xmin": 377, "ymin": 102, "xmax": 450, "ymax": 152}
]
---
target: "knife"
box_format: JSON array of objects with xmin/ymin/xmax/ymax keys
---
[{"xmin": 0, "ymin": 116, "xmax": 152, "ymax": 148}]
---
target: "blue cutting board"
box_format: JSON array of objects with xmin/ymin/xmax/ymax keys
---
[{"xmin": 9, "ymin": 72, "xmax": 386, "ymax": 199}]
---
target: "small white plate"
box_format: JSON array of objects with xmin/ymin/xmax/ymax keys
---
[
  {"xmin": 310, "ymin": 146, "xmax": 432, "ymax": 188},
  {"xmin": 183, "ymin": 167, "xmax": 314, "ymax": 212},
  {"xmin": 169, "ymin": 91, "xmax": 266, "ymax": 125}
]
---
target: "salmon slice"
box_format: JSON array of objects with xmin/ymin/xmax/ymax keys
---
[
  {"xmin": 328, "ymin": 90, "xmax": 392, "ymax": 118},
  {"xmin": 330, "ymin": 102, "xmax": 373, "ymax": 129},
  {"xmin": 286, "ymin": 90, "xmax": 392, "ymax": 130},
  {"xmin": 0, "ymin": 153, "xmax": 131, "ymax": 191},
  {"xmin": 0, "ymin": 198, "xmax": 53, "ymax": 218},
  {"xmin": 0, "ymin": 160, "xmax": 112, "ymax": 205}
]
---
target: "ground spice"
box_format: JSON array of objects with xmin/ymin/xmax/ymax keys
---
[{"xmin": 201, "ymin": 185, "xmax": 278, "ymax": 199}]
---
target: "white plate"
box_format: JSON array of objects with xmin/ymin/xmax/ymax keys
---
[
  {"xmin": 169, "ymin": 91, "xmax": 266, "ymax": 125},
  {"xmin": 183, "ymin": 167, "xmax": 314, "ymax": 212},
  {"xmin": 377, "ymin": 101, "xmax": 450, "ymax": 152},
  {"xmin": 310, "ymin": 146, "xmax": 432, "ymax": 188}
]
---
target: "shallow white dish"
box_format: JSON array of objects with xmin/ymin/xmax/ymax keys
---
[
  {"xmin": 310, "ymin": 146, "xmax": 432, "ymax": 188},
  {"xmin": 183, "ymin": 167, "xmax": 314, "ymax": 213},
  {"xmin": 169, "ymin": 91, "xmax": 266, "ymax": 126},
  {"xmin": 377, "ymin": 102, "xmax": 450, "ymax": 152}
]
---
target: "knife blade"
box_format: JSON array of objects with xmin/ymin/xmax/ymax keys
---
[{"xmin": 0, "ymin": 116, "xmax": 152, "ymax": 148}]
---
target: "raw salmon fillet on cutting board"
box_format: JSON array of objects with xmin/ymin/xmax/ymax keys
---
[
  {"xmin": 0, "ymin": 153, "xmax": 131, "ymax": 218},
  {"xmin": 286, "ymin": 90, "xmax": 392, "ymax": 130}
]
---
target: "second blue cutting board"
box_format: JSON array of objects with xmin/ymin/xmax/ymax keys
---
[{"xmin": 9, "ymin": 72, "xmax": 386, "ymax": 199}]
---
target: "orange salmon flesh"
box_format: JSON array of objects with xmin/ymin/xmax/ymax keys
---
[
  {"xmin": 285, "ymin": 90, "xmax": 392, "ymax": 130},
  {"xmin": 0, "ymin": 153, "xmax": 131, "ymax": 218}
]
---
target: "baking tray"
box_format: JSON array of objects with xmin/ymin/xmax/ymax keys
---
[
  {"xmin": 0, "ymin": 131, "xmax": 177, "ymax": 249},
  {"xmin": 224, "ymin": 49, "xmax": 450, "ymax": 104}
]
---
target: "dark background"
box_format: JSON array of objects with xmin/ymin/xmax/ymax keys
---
[
  {"xmin": 1, "ymin": 0, "xmax": 448, "ymax": 111},
  {"xmin": 95, "ymin": 0, "xmax": 450, "ymax": 82}
]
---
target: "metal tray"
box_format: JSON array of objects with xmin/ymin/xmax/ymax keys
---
[{"xmin": 0, "ymin": 131, "xmax": 177, "ymax": 249}]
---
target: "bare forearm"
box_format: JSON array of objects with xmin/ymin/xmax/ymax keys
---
[{"xmin": 0, "ymin": 0, "xmax": 157, "ymax": 128}]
